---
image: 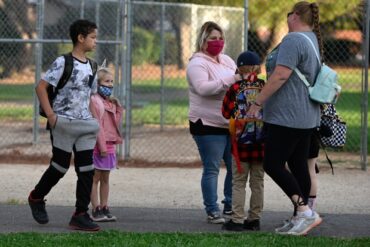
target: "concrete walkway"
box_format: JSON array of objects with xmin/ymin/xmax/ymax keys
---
[
  {"xmin": 1, "ymin": 204, "xmax": 370, "ymax": 237},
  {"xmin": 0, "ymin": 164, "xmax": 370, "ymax": 237}
]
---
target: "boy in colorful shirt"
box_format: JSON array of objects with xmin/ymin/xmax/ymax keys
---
[
  {"xmin": 222, "ymin": 51, "xmax": 265, "ymax": 231},
  {"xmin": 28, "ymin": 19, "xmax": 100, "ymax": 231}
]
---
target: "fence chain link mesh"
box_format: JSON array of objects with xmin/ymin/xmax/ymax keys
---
[{"xmin": 0, "ymin": 0, "xmax": 368, "ymax": 168}]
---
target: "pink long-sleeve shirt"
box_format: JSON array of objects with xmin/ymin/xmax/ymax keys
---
[{"xmin": 186, "ymin": 52, "xmax": 237, "ymax": 129}]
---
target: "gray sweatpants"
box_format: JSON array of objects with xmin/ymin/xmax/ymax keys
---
[{"xmin": 33, "ymin": 116, "xmax": 99, "ymax": 213}]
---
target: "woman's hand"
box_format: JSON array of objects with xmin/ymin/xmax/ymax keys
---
[{"xmin": 247, "ymin": 103, "xmax": 262, "ymax": 118}]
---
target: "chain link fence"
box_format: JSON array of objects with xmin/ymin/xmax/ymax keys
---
[{"xmin": 0, "ymin": 0, "xmax": 368, "ymax": 169}]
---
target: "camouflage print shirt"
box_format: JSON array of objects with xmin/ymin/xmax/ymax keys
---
[{"xmin": 41, "ymin": 56, "xmax": 97, "ymax": 120}]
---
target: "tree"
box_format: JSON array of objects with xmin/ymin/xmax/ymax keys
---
[
  {"xmin": 0, "ymin": 0, "xmax": 34, "ymax": 78},
  {"xmin": 155, "ymin": 0, "xmax": 363, "ymax": 61}
]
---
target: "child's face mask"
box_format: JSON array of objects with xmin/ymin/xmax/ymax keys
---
[{"xmin": 98, "ymin": 85, "xmax": 113, "ymax": 98}]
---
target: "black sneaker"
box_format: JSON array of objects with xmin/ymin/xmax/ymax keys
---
[
  {"xmin": 244, "ymin": 219, "xmax": 260, "ymax": 231},
  {"xmin": 91, "ymin": 207, "xmax": 107, "ymax": 222},
  {"xmin": 221, "ymin": 200, "xmax": 232, "ymax": 216},
  {"xmin": 28, "ymin": 191, "xmax": 49, "ymax": 224},
  {"xmin": 222, "ymin": 219, "xmax": 244, "ymax": 231},
  {"xmin": 69, "ymin": 212, "xmax": 100, "ymax": 231},
  {"xmin": 223, "ymin": 209, "xmax": 233, "ymax": 218},
  {"xmin": 102, "ymin": 206, "xmax": 117, "ymax": 222}
]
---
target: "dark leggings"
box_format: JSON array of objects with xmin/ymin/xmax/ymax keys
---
[{"xmin": 263, "ymin": 123, "xmax": 313, "ymax": 205}]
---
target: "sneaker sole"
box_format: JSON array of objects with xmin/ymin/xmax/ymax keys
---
[
  {"xmin": 69, "ymin": 224, "xmax": 101, "ymax": 231},
  {"xmin": 288, "ymin": 217, "xmax": 323, "ymax": 236},
  {"xmin": 91, "ymin": 217, "xmax": 109, "ymax": 222},
  {"xmin": 105, "ymin": 217, "xmax": 117, "ymax": 222},
  {"xmin": 207, "ymin": 219, "xmax": 225, "ymax": 224},
  {"xmin": 93, "ymin": 217, "xmax": 117, "ymax": 222}
]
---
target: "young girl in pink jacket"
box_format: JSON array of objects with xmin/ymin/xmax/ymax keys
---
[{"xmin": 90, "ymin": 66, "xmax": 123, "ymax": 222}]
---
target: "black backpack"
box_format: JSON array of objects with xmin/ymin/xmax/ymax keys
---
[{"xmin": 39, "ymin": 53, "xmax": 98, "ymax": 118}]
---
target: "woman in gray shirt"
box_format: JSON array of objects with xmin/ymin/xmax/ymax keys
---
[{"xmin": 247, "ymin": 1, "xmax": 322, "ymax": 236}]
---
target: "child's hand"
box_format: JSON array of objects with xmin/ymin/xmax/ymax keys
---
[
  {"xmin": 48, "ymin": 114, "xmax": 57, "ymax": 128},
  {"xmin": 110, "ymin": 97, "xmax": 121, "ymax": 107},
  {"xmin": 100, "ymin": 151, "xmax": 107, "ymax": 157}
]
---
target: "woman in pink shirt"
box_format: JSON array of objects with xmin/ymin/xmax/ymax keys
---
[{"xmin": 186, "ymin": 21, "xmax": 245, "ymax": 224}]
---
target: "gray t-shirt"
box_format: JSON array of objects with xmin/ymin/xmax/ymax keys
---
[
  {"xmin": 41, "ymin": 56, "xmax": 97, "ymax": 120},
  {"xmin": 263, "ymin": 32, "xmax": 320, "ymax": 129}
]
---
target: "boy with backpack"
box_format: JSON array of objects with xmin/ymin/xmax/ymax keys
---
[
  {"xmin": 28, "ymin": 19, "xmax": 101, "ymax": 231},
  {"xmin": 221, "ymin": 51, "xmax": 265, "ymax": 231}
]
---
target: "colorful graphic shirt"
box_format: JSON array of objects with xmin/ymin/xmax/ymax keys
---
[{"xmin": 41, "ymin": 56, "xmax": 97, "ymax": 120}]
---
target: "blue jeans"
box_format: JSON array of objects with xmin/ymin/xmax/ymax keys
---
[{"xmin": 193, "ymin": 135, "xmax": 232, "ymax": 214}]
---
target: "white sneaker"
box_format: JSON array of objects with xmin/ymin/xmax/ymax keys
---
[
  {"xmin": 207, "ymin": 212, "xmax": 225, "ymax": 224},
  {"xmin": 275, "ymin": 217, "xmax": 297, "ymax": 233},
  {"xmin": 284, "ymin": 211, "xmax": 322, "ymax": 236}
]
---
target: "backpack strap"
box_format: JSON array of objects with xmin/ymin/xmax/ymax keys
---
[
  {"xmin": 229, "ymin": 118, "xmax": 244, "ymax": 173},
  {"xmin": 293, "ymin": 32, "xmax": 321, "ymax": 88},
  {"xmin": 43, "ymin": 53, "xmax": 73, "ymax": 128},
  {"xmin": 295, "ymin": 32, "xmax": 321, "ymax": 64},
  {"xmin": 314, "ymin": 131, "xmax": 334, "ymax": 175},
  {"xmin": 88, "ymin": 58, "xmax": 98, "ymax": 88},
  {"xmin": 55, "ymin": 53, "xmax": 74, "ymax": 92}
]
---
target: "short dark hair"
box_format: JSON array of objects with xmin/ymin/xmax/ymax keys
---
[{"xmin": 69, "ymin": 19, "xmax": 97, "ymax": 45}]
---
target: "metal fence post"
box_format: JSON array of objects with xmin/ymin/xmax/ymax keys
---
[
  {"xmin": 116, "ymin": 0, "xmax": 124, "ymax": 159},
  {"xmin": 123, "ymin": 0, "xmax": 132, "ymax": 160},
  {"xmin": 95, "ymin": 0, "xmax": 101, "ymax": 61},
  {"xmin": 244, "ymin": 0, "xmax": 248, "ymax": 51},
  {"xmin": 361, "ymin": 0, "xmax": 369, "ymax": 171},
  {"xmin": 80, "ymin": 0, "xmax": 85, "ymax": 19},
  {"xmin": 33, "ymin": 0, "xmax": 45, "ymax": 144},
  {"xmin": 160, "ymin": 3, "xmax": 165, "ymax": 131}
]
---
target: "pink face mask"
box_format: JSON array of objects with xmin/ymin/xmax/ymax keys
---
[{"xmin": 206, "ymin": 40, "xmax": 224, "ymax": 56}]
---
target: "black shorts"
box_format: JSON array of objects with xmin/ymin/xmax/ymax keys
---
[{"xmin": 308, "ymin": 131, "xmax": 320, "ymax": 158}]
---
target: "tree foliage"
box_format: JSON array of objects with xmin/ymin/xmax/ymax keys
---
[{"xmin": 154, "ymin": 0, "xmax": 362, "ymax": 28}]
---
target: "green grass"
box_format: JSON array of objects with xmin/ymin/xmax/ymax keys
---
[
  {"xmin": 0, "ymin": 84, "xmax": 34, "ymax": 101},
  {"xmin": 0, "ymin": 231, "xmax": 369, "ymax": 247}
]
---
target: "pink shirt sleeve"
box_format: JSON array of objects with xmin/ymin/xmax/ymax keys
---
[{"xmin": 187, "ymin": 63, "xmax": 236, "ymax": 96}]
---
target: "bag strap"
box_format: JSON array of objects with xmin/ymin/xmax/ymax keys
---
[
  {"xmin": 293, "ymin": 33, "xmax": 321, "ymax": 88},
  {"xmin": 314, "ymin": 131, "xmax": 334, "ymax": 175},
  {"xmin": 295, "ymin": 32, "xmax": 321, "ymax": 64},
  {"xmin": 294, "ymin": 68, "xmax": 311, "ymax": 87}
]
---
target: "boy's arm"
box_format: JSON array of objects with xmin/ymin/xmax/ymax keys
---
[{"xmin": 36, "ymin": 80, "xmax": 57, "ymax": 127}]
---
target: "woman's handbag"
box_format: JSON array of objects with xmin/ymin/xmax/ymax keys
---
[{"xmin": 319, "ymin": 104, "xmax": 346, "ymax": 148}]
